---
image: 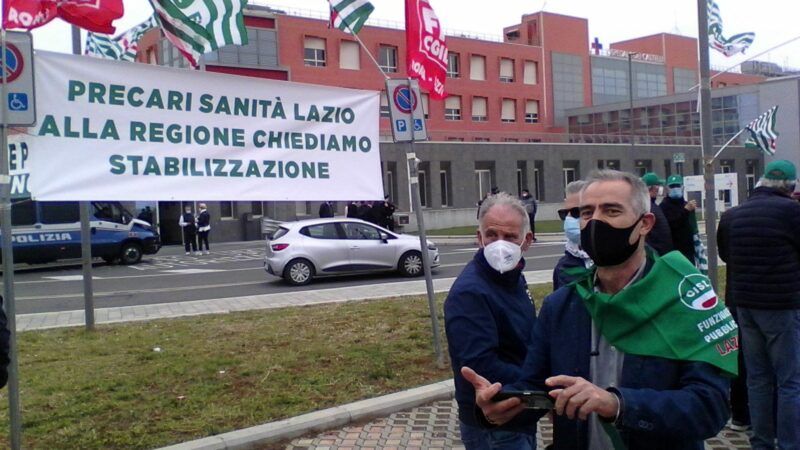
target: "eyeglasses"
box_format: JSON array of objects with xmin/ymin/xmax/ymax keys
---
[{"xmin": 557, "ymin": 207, "xmax": 580, "ymax": 221}]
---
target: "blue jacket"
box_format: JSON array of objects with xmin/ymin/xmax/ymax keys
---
[
  {"xmin": 553, "ymin": 251, "xmax": 585, "ymax": 291},
  {"xmin": 717, "ymin": 187, "xmax": 800, "ymax": 309},
  {"xmin": 510, "ymin": 281, "xmax": 730, "ymax": 449},
  {"xmin": 444, "ymin": 249, "xmax": 538, "ymax": 433}
]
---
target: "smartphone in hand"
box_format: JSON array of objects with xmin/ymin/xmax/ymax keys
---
[{"xmin": 491, "ymin": 390, "xmax": 554, "ymax": 409}]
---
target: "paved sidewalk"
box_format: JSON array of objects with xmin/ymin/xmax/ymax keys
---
[{"xmin": 284, "ymin": 399, "xmax": 752, "ymax": 450}]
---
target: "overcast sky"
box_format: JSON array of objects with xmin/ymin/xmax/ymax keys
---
[{"xmin": 30, "ymin": 0, "xmax": 800, "ymax": 71}]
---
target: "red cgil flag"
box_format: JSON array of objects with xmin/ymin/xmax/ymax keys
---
[
  {"xmin": 3, "ymin": 0, "xmax": 124, "ymax": 34},
  {"xmin": 405, "ymin": 0, "xmax": 447, "ymax": 99}
]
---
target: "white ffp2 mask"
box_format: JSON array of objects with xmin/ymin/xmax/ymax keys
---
[{"xmin": 483, "ymin": 240, "xmax": 523, "ymax": 274}]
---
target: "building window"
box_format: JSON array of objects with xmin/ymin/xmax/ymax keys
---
[
  {"xmin": 746, "ymin": 160, "xmax": 758, "ymax": 196},
  {"xmin": 504, "ymin": 138, "xmax": 519, "ymax": 142},
  {"xmin": 500, "ymin": 58, "xmax": 514, "ymax": 83},
  {"xmin": 533, "ymin": 166, "xmax": 542, "ymax": 200},
  {"xmin": 475, "ymin": 169, "xmax": 492, "ymax": 201},
  {"xmin": 472, "ymin": 96, "xmax": 487, "ymax": 122},
  {"xmin": 379, "ymin": 45, "xmax": 398, "ymax": 73},
  {"xmin": 384, "ymin": 169, "xmax": 395, "ymax": 202},
  {"xmin": 523, "ymin": 61, "xmax": 538, "ymax": 85},
  {"xmin": 501, "ymin": 99, "xmax": 516, "ymax": 123},
  {"xmin": 421, "ymin": 93, "xmax": 430, "ymax": 119},
  {"xmin": 446, "ymin": 137, "xmax": 465, "ymax": 141},
  {"xmin": 563, "ymin": 167, "xmax": 577, "ymax": 193},
  {"xmin": 251, "ymin": 201, "xmax": 263, "ymax": 217},
  {"xmin": 447, "ymin": 52, "xmax": 460, "ymax": 78},
  {"xmin": 380, "ymin": 91, "xmax": 390, "ymax": 118},
  {"xmin": 418, "ymin": 170, "xmax": 428, "ymax": 208},
  {"xmin": 634, "ymin": 160, "xmax": 652, "ymax": 175},
  {"xmin": 199, "ymin": 27, "xmax": 279, "ymax": 68},
  {"xmin": 295, "ymin": 201, "xmax": 310, "ymax": 216},
  {"xmin": 219, "ymin": 201, "xmax": 235, "ymax": 219},
  {"xmin": 340, "ymin": 40, "xmax": 360, "ymax": 70},
  {"xmin": 525, "ymin": 100, "xmax": 539, "ymax": 123},
  {"xmin": 474, "ymin": 137, "xmax": 490, "ymax": 142},
  {"xmin": 470, "ymin": 54, "xmax": 486, "ymax": 81},
  {"xmin": 303, "ymin": 37, "xmax": 326, "ymax": 67},
  {"xmin": 440, "ymin": 167, "xmax": 452, "ymax": 207},
  {"xmin": 445, "ymin": 96, "xmax": 462, "ymax": 120}
]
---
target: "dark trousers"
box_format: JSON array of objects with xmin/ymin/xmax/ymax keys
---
[
  {"xmin": 729, "ymin": 306, "xmax": 750, "ymax": 424},
  {"xmin": 528, "ymin": 213, "xmax": 536, "ymax": 238},
  {"xmin": 198, "ymin": 231, "xmax": 210, "ymax": 251},
  {"xmin": 183, "ymin": 230, "xmax": 197, "ymax": 252}
]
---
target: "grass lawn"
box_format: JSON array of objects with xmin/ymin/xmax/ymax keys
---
[
  {"xmin": 427, "ymin": 219, "xmax": 563, "ymax": 236},
  {"xmin": 0, "ymin": 285, "xmax": 554, "ymax": 449}
]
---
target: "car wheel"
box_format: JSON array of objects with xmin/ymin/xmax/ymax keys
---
[
  {"xmin": 398, "ymin": 251, "xmax": 423, "ymax": 277},
  {"xmin": 284, "ymin": 258, "xmax": 314, "ymax": 286},
  {"xmin": 119, "ymin": 242, "xmax": 143, "ymax": 265}
]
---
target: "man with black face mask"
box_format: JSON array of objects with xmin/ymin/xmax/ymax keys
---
[{"xmin": 462, "ymin": 170, "xmax": 732, "ymax": 450}]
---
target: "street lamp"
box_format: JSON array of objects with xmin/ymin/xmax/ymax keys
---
[{"xmin": 628, "ymin": 52, "xmax": 637, "ymax": 147}]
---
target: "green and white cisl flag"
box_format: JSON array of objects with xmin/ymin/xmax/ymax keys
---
[
  {"xmin": 149, "ymin": 0, "xmax": 248, "ymax": 67},
  {"xmin": 707, "ymin": 0, "xmax": 755, "ymax": 57},
  {"xmin": 745, "ymin": 105, "xmax": 779, "ymax": 156},
  {"xmin": 86, "ymin": 16, "xmax": 158, "ymax": 62},
  {"xmin": 329, "ymin": 0, "xmax": 374, "ymax": 34},
  {"xmin": 573, "ymin": 251, "xmax": 739, "ymax": 377}
]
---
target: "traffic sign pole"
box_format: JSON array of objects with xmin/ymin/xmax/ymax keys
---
[{"xmin": 1, "ymin": 28, "xmax": 24, "ymax": 450}]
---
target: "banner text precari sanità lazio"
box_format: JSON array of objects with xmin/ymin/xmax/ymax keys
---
[{"xmin": 26, "ymin": 52, "xmax": 382, "ymax": 201}]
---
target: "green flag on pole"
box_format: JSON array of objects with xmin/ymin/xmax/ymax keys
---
[{"xmin": 572, "ymin": 250, "xmax": 739, "ymax": 377}]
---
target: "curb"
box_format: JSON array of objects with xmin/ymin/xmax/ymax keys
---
[{"xmin": 156, "ymin": 380, "xmax": 455, "ymax": 450}]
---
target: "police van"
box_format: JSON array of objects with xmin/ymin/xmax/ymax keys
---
[{"xmin": 4, "ymin": 200, "xmax": 161, "ymax": 265}]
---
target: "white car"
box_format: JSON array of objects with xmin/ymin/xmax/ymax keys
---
[{"xmin": 264, "ymin": 218, "xmax": 440, "ymax": 285}]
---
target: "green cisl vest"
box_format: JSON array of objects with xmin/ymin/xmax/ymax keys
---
[{"xmin": 572, "ymin": 250, "xmax": 738, "ymax": 377}]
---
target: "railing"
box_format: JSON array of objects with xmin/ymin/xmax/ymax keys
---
[{"xmin": 250, "ymin": 1, "xmax": 504, "ymax": 42}]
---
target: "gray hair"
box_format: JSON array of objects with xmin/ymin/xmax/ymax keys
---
[
  {"xmin": 756, "ymin": 177, "xmax": 796, "ymax": 194},
  {"xmin": 565, "ymin": 180, "xmax": 587, "ymax": 197},
  {"xmin": 581, "ymin": 170, "xmax": 651, "ymax": 216},
  {"xmin": 478, "ymin": 192, "xmax": 531, "ymax": 235}
]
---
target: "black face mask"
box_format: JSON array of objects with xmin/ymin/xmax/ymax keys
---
[{"xmin": 580, "ymin": 216, "xmax": 644, "ymax": 267}]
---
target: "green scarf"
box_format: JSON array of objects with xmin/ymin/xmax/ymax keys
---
[{"xmin": 572, "ymin": 250, "xmax": 739, "ymax": 377}]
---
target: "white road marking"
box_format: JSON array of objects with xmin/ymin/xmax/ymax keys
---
[{"xmin": 44, "ymin": 275, "xmax": 105, "ymax": 281}]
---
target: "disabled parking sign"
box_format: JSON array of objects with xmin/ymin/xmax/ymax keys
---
[
  {"xmin": 386, "ymin": 79, "xmax": 428, "ymax": 142},
  {"xmin": 0, "ymin": 31, "xmax": 36, "ymax": 126}
]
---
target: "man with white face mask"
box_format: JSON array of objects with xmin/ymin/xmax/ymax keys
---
[
  {"xmin": 445, "ymin": 192, "xmax": 537, "ymax": 449},
  {"xmin": 553, "ymin": 180, "xmax": 593, "ymax": 290}
]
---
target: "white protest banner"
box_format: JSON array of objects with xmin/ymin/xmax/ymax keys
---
[
  {"xmin": 8, "ymin": 134, "xmax": 31, "ymax": 199},
  {"xmin": 27, "ymin": 51, "xmax": 382, "ymax": 201}
]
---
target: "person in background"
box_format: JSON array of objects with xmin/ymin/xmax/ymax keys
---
[
  {"xmin": 137, "ymin": 206, "xmax": 153, "ymax": 224},
  {"xmin": 717, "ymin": 159, "xmax": 800, "ymax": 450},
  {"xmin": 520, "ymin": 189, "xmax": 538, "ymax": 243},
  {"xmin": 553, "ymin": 180, "xmax": 592, "ymax": 291},
  {"xmin": 640, "ymin": 172, "xmax": 674, "ymax": 255},
  {"xmin": 379, "ymin": 195, "xmax": 396, "ymax": 231},
  {"xmin": 318, "ymin": 201, "xmax": 334, "ymax": 218},
  {"xmin": 346, "ymin": 201, "xmax": 359, "ymax": 218},
  {"xmin": 357, "ymin": 201, "xmax": 371, "ymax": 221},
  {"xmin": 659, "ymin": 175, "xmax": 697, "ymax": 264},
  {"xmin": 196, "ymin": 203, "xmax": 211, "ymax": 255},
  {"xmin": 445, "ymin": 192, "xmax": 537, "ymax": 449},
  {"xmin": 178, "ymin": 204, "xmax": 199, "ymax": 256}
]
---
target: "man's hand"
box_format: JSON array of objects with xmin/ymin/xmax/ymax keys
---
[
  {"xmin": 685, "ymin": 200, "xmax": 697, "ymax": 212},
  {"xmin": 461, "ymin": 366, "xmax": 525, "ymax": 426},
  {"xmin": 546, "ymin": 375, "xmax": 619, "ymax": 421}
]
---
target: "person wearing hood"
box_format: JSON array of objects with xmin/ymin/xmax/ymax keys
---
[
  {"xmin": 553, "ymin": 180, "xmax": 593, "ymax": 291},
  {"xmin": 659, "ymin": 175, "xmax": 697, "ymax": 264},
  {"xmin": 640, "ymin": 172, "xmax": 674, "ymax": 256},
  {"xmin": 445, "ymin": 192, "xmax": 538, "ymax": 449}
]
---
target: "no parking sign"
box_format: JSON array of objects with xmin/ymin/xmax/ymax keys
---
[
  {"xmin": 386, "ymin": 79, "xmax": 428, "ymax": 142},
  {"xmin": 0, "ymin": 31, "xmax": 36, "ymax": 126}
]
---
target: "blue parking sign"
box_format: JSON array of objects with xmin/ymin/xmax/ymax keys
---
[{"xmin": 396, "ymin": 119, "xmax": 408, "ymax": 132}]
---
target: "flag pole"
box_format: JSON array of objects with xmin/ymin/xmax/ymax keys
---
[
  {"xmin": 711, "ymin": 128, "xmax": 746, "ymax": 161},
  {"xmin": 332, "ymin": 8, "xmax": 389, "ymax": 81}
]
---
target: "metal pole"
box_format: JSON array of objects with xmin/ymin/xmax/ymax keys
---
[
  {"xmin": 1, "ymin": 28, "xmax": 23, "ymax": 450},
  {"xmin": 405, "ymin": 78, "xmax": 444, "ymax": 368},
  {"xmin": 628, "ymin": 52, "xmax": 636, "ymax": 146},
  {"xmin": 72, "ymin": 26, "xmax": 95, "ymax": 329},
  {"xmin": 697, "ymin": 0, "xmax": 718, "ymax": 289}
]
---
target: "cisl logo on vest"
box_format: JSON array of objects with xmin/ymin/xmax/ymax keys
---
[{"xmin": 678, "ymin": 274, "xmax": 719, "ymax": 311}]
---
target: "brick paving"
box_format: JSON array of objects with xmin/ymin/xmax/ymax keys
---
[{"xmin": 286, "ymin": 399, "xmax": 752, "ymax": 450}]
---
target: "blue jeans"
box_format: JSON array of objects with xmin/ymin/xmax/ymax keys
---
[
  {"xmin": 458, "ymin": 420, "xmax": 536, "ymax": 450},
  {"xmin": 738, "ymin": 307, "xmax": 800, "ymax": 450}
]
